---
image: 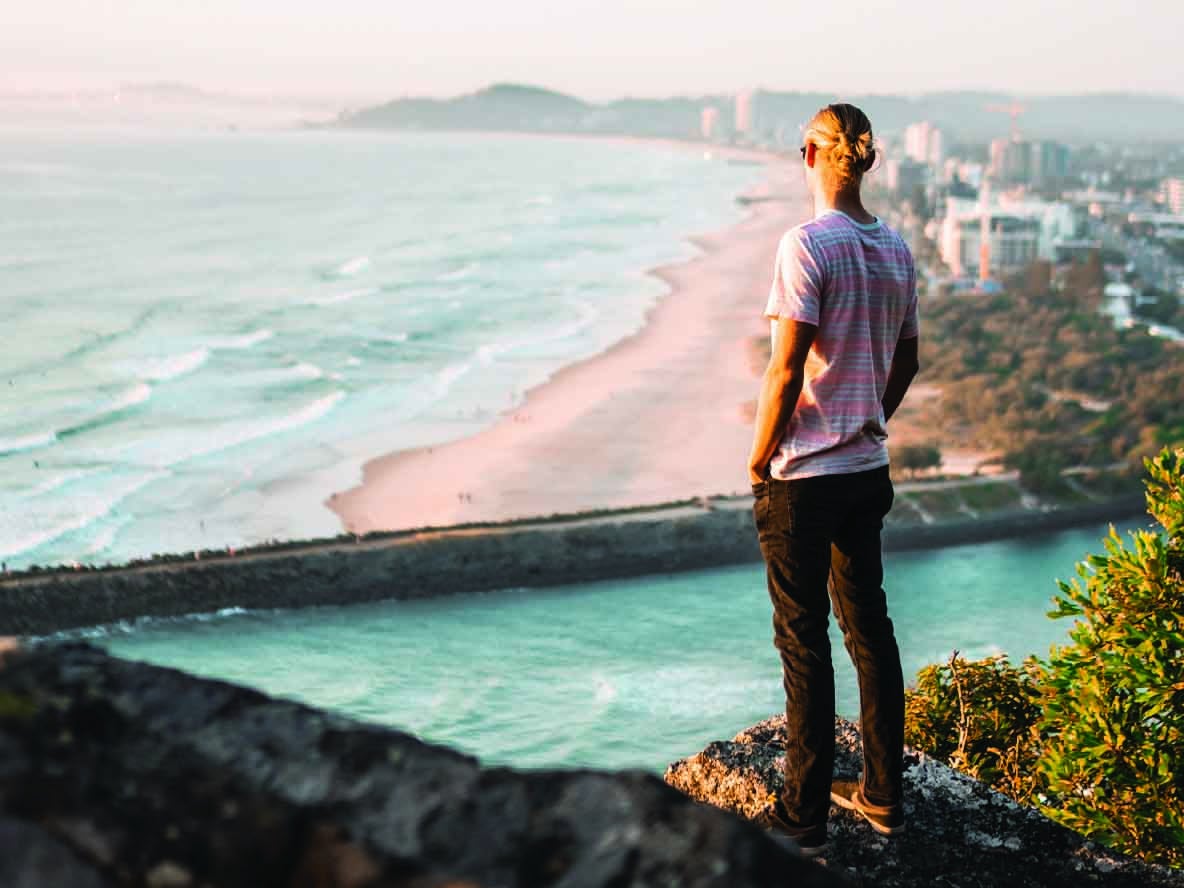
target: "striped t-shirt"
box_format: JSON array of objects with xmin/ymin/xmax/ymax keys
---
[{"xmin": 764, "ymin": 209, "xmax": 918, "ymax": 480}]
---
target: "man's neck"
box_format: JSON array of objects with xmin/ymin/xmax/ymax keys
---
[{"xmin": 812, "ymin": 189, "xmax": 875, "ymax": 224}]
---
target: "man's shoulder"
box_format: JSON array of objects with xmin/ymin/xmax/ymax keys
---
[
  {"xmin": 870, "ymin": 222, "xmax": 916, "ymax": 267},
  {"xmin": 882, "ymin": 223, "xmax": 912, "ymax": 252},
  {"xmin": 779, "ymin": 217, "xmax": 839, "ymax": 255},
  {"xmin": 792, "ymin": 212, "xmax": 881, "ymax": 248},
  {"xmin": 778, "ymin": 215, "xmax": 914, "ymax": 263},
  {"xmin": 795, "ymin": 213, "xmax": 847, "ymax": 240}
]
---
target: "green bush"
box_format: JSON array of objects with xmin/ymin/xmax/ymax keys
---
[
  {"xmin": 905, "ymin": 653, "xmax": 1043, "ymax": 802},
  {"xmin": 1004, "ymin": 444, "xmax": 1073, "ymax": 497},
  {"xmin": 892, "ymin": 443, "xmax": 942, "ymax": 478},
  {"xmin": 1038, "ymin": 447, "xmax": 1184, "ymax": 865},
  {"xmin": 904, "ymin": 447, "xmax": 1184, "ymax": 867}
]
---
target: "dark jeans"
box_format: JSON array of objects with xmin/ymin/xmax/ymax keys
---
[{"xmin": 752, "ymin": 465, "xmax": 904, "ymax": 828}]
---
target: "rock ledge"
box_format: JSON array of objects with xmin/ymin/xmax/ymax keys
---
[
  {"xmin": 0, "ymin": 642, "xmax": 845, "ymax": 888},
  {"xmin": 664, "ymin": 715, "xmax": 1184, "ymax": 887}
]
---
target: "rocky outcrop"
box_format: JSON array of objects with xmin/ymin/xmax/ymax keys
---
[
  {"xmin": 0, "ymin": 642, "xmax": 845, "ymax": 888},
  {"xmin": 665, "ymin": 715, "xmax": 1184, "ymax": 887}
]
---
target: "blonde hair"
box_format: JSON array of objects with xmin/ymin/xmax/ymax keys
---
[{"xmin": 803, "ymin": 103, "xmax": 875, "ymax": 189}]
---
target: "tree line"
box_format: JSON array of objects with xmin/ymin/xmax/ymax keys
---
[{"xmin": 919, "ymin": 252, "xmax": 1184, "ymax": 490}]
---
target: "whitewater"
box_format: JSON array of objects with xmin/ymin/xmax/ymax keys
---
[{"xmin": 0, "ymin": 127, "xmax": 760, "ymax": 568}]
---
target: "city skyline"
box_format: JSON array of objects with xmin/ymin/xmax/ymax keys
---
[{"xmin": 4, "ymin": 0, "xmax": 1182, "ymax": 104}]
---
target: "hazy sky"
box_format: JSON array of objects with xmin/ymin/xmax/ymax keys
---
[{"xmin": 4, "ymin": 0, "xmax": 1182, "ymax": 104}]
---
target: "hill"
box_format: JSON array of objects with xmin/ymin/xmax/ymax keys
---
[
  {"xmin": 336, "ymin": 84, "xmax": 1184, "ymax": 142},
  {"xmin": 342, "ymin": 81, "xmax": 592, "ymax": 132}
]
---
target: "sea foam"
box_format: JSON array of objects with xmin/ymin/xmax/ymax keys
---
[
  {"xmin": 0, "ymin": 430, "xmax": 58, "ymax": 457},
  {"xmin": 437, "ymin": 263, "xmax": 478, "ymax": 282},
  {"xmin": 99, "ymin": 382, "xmax": 153, "ymax": 417},
  {"xmin": 4, "ymin": 383, "xmax": 154, "ymax": 457},
  {"xmin": 23, "ymin": 468, "xmax": 105, "ymax": 499},
  {"xmin": 306, "ymin": 287, "xmax": 377, "ymax": 307},
  {"xmin": 224, "ymin": 362, "xmax": 325, "ymax": 388},
  {"xmin": 335, "ymin": 256, "xmax": 370, "ymax": 277},
  {"xmin": 0, "ymin": 470, "xmax": 169, "ymax": 561},
  {"xmin": 473, "ymin": 298, "xmax": 599, "ymax": 366},
  {"xmin": 210, "ymin": 329, "xmax": 274, "ymax": 350},
  {"xmin": 121, "ymin": 391, "xmax": 347, "ymax": 470},
  {"xmin": 433, "ymin": 361, "xmax": 473, "ymax": 397},
  {"xmin": 31, "ymin": 606, "xmax": 253, "ymax": 643},
  {"xmin": 139, "ymin": 348, "xmax": 211, "ymax": 382}
]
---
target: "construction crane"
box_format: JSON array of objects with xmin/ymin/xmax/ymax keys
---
[{"xmin": 985, "ymin": 102, "xmax": 1026, "ymax": 139}]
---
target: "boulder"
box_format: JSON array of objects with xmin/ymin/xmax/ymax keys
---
[
  {"xmin": 665, "ymin": 715, "xmax": 1184, "ymax": 887},
  {"xmin": 0, "ymin": 641, "xmax": 844, "ymax": 887}
]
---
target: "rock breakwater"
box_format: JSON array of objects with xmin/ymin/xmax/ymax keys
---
[{"xmin": 0, "ymin": 495, "xmax": 1145, "ymax": 636}]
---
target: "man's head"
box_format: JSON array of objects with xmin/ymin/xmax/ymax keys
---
[{"xmin": 801, "ymin": 103, "xmax": 876, "ymax": 199}]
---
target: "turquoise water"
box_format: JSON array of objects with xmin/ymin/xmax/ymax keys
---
[
  {"xmin": 0, "ymin": 127, "xmax": 761, "ymax": 569},
  {"xmin": 100, "ymin": 519, "xmax": 1143, "ymax": 772}
]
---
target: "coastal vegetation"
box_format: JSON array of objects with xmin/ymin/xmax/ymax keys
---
[
  {"xmin": 920, "ymin": 254, "xmax": 1184, "ymax": 483},
  {"xmin": 1137, "ymin": 286, "xmax": 1184, "ymax": 330},
  {"xmin": 904, "ymin": 447, "xmax": 1184, "ymax": 866},
  {"xmin": 891, "ymin": 443, "xmax": 943, "ymax": 477}
]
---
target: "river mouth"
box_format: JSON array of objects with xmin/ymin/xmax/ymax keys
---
[{"xmin": 97, "ymin": 519, "xmax": 1137, "ymax": 772}]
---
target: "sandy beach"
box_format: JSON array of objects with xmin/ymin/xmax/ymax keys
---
[
  {"xmin": 327, "ymin": 139, "xmax": 1002, "ymax": 534},
  {"xmin": 329, "ymin": 145, "xmax": 808, "ymax": 533}
]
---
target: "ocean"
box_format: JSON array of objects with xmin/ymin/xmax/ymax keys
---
[
  {"xmin": 1, "ymin": 127, "xmax": 762, "ymax": 569},
  {"xmin": 97, "ymin": 520, "xmax": 1142, "ymax": 772}
]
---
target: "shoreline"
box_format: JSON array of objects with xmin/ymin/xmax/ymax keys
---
[
  {"xmin": 0, "ymin": 129, "xmax": 782, "ymax": 573},
  {"xmin": 328, "ymin": 144, "xmax": 808, "ymax": 533}
]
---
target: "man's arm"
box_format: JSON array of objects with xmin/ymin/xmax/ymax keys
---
[
  {"xmin": 748, "ymin": 318, "xmax": 816, "ymax": 484},
  {"xmin": 881, "ymin": 336, "xmax": 920, "ymax": 422}
]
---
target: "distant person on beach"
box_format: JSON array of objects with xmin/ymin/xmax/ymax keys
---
[{"xmin": 747, "ymin": 103, "xmax": 919, "ymax": 856}]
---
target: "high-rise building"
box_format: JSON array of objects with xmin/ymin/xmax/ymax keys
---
[
  {"xmin": 1031, "ymin": 141, "xmax": 1070, "ymax": 188},
  {"xmin": 1001, "ymin": 140, "xmax": 1032, "ymax": 184},
  {"xmin": 700, "ymin": 106, "xmax": 721, "ymax": 141},
  {"xmin": 939, "ymin": 193, "xmax": 1071, "ymax": 280},
  {"xmin": 1161, "ymin": 177, "xmax": 1184, "ymax": 215},
  {"xmin": 989, "ymin": 139, "xmax": 1010, "ymax": 178},
  {"xmin": 734, "ymin": 90, "xmax": 755, "ymax": 135},
  {"xmin": 928, "ymin": 128, "xmax": 944, "ymax": 168},
  {"xmin": 904, "ymin": 121, "xmax": 944, "ymax": 167},
  {"xmin": 989, "ymin": 138, "xmax": 1070, "ymax": 186},
  {"xmin": 940, "ymin": 213, "xmax": 1040, "ymax": 279},
  {"xmin": 885, "ymin": 158, "xmax": 928, "ymax": 199}
]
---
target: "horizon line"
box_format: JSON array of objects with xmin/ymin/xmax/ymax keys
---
[{"xmin": 5, "ymin": 79, "xmax": 1184, "ymax": 109}]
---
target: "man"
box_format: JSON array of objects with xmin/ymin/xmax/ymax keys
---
[{"xmin": 747, "ymin": 103, "xmax": 920, "ymax": 857}]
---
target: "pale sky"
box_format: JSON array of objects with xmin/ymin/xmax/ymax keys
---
[{"xmin": 3, "ymin": 0, "xmax": 1182, "ymax": 104}]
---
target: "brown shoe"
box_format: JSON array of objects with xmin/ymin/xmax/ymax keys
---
[
  {"xmin": 754, "ymin": 798, "xmax": 829, "ymax": 859},
  {"xmin": 830, "ymin": 779, "xmax": 905, "ymax": 836}
]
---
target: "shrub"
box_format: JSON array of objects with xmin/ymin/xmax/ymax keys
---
[
  {"xmin": 904, "ymin": 447, "xmax": 1184, "ymax": 867},
  {"xmin": 892, "ymin": 443, "xmax": 942, "ymax": 478},
  {"xmin": 905, "ymin": 653, "xmax": 1043, "ymax": 802},
  {"xmin": 1038, "ymin": 447, "xmax": 1184, "ymax": 865}
]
